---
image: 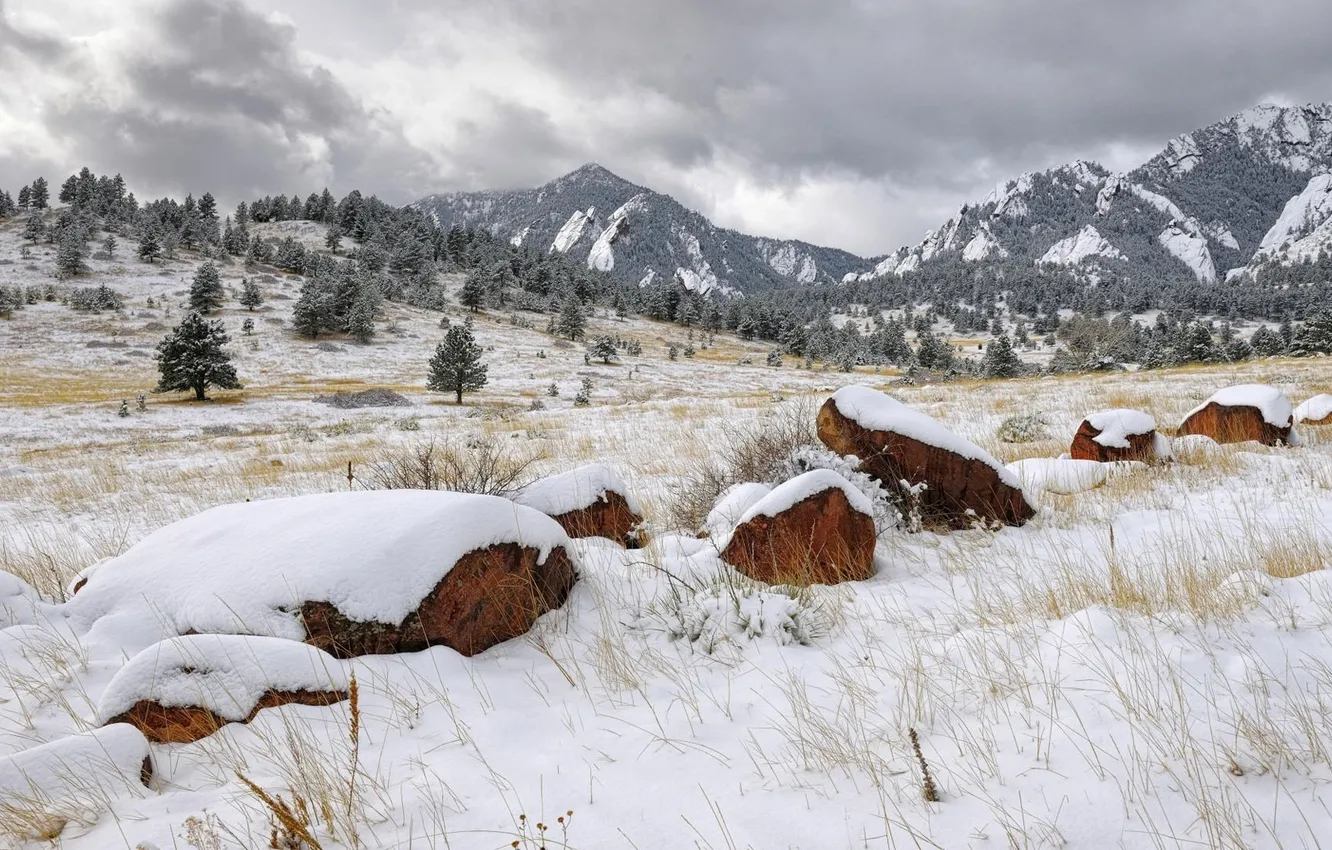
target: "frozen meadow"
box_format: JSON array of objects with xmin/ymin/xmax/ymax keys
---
[{"xmin": 3, "ymin": 219, "xmax": 1332, "ymax": 849}]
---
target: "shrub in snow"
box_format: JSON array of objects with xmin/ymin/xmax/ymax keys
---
[
  {"xmin": 818, "ymin": 385, "xmax": 1035, "ymax": 529},
  {"xmin": 0, "ymin": 725, "xmax": 152, "ymax": 839},
  {"xmin": 1178, "ymin": 384, "xmax": 1295, "ymax": 446},
  {"xmin": 721, "ymin": 469, "xmax": 877, "ymax": 586},
  {"xmin": 70, "ymin": 491, "xmax": 578, "ymax": 658},
  {"xmin": 631, "ymin": 576, "xmax": 834, "ymax": 654},
  {"xmin": 514, "ymin": 464, "xmax": 646, "ymax": 547},
  {"xmin": 772, "ymin": 446, "xmax": 902, "ymax": 534},
  {"xmin": 995, "ymin": 413, "xmax": 1051, "ymax": 444},
  {"xmin": 98, "ymin": 634, "xmax": 349, "ymax": 743}
]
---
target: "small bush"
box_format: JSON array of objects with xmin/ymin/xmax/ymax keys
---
[
  {"xmin": 996, "ymin": 413, "xmax": 1051, "ymax": 444},
  {"xmin": 359, "ymin": 436, "xmax": 543, "ymax": 497}
]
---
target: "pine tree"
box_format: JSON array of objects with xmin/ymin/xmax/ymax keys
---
[
  {"xmin": 241, "ymin": 317, "xmax": 254, "ymax": 336},
  {"xmin": 17, "ymin": 185, "xmax": 30, "ymax": 211},
  {"xmin": 1177, "ymin": 322, "xmax": 1216, "ymax": 363},
  {"xmin": 154, "ymin": 313, "xmax": 241, "ymax": 401},
  {"xmin": 916, "ymin": 332, "xmax": 954, "ymax": 370},
  {"xmin": 427, "ymin": 324, "xmax": 488, "ymax": 404},
  {"xmin": 188, "ymin": 261, "xmax": 224, "ymax": 314},
  {"xmin": 138, "ymin": 229, "xmax": 162, "ymax": 263},
  {"xmin": 102, "ymin": 233, "xmax": 117, "ymax": 257},
  {"xmin": 29, "ymin": 177, "xmax": 48, "ymax": 210},
  {"xmin": 239, "ymin": 277, "xmax": 264, "ymax": 311},
  {"xmin": 346, "ymin": 288, "xmax": 380, "ymax": 343},
  {"xmin": 1250, "ymin": 326, "xmax": 1286, "ymax": 357},
  {"xmin": 325, "ymin": 223, "xmax": 343, "ymax": 253},
  {"xmin": 459, "ymin": 274, "xmax": 485, "ymax": 312},
  {"xmin": 590, "ymin": 335, "xmax": 618, "ymax": 364},
  {"xmin": 1288, "ymin": 310, "xmax": 1332, "ymax": 356},
  {"xmin": 23, "ymin": 214, "xmax": 45, "ymax": 244},
  {"xmin": 292, "ymin": 279, "xmax": 328, "ymax": 338},
  {"xmin": 766, "ymin": 349, "xmax": 782, "ymax": 367},
  {"xmin": 55, "ymin": 226, "xmax": 87, "ymax": 278},
  {"xmin": 981, "ymin": 334, "xmax": 1022, "ymax": 378},
  {"xmin": 557, "ymin": 294, "xmax": 586, "ymax": 340}
]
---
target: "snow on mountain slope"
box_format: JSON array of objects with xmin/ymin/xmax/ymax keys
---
[
  {"xmin": 1260, "ymin": 174, "xmax": 1332, "ymax": 251},
  {"xmin": 414, "ymin": 164, "xmax": 867, "ymax": 292},
  {"xmin": 1158, "ymin": 224, "xmax": 1217, "ymax": 282},
  {"xmin": 1038, "ymin": 225, "xmax": 1124, "ymax": 267}
]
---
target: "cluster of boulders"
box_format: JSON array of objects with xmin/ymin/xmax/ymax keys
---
[{"xmin": 5, "ymin": 382, "xmax": 1322, "ymax": 757}]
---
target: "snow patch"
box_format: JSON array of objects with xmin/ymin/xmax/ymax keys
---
[
  {"xmin": 514, "ymin": 463, "xmax": 642, "ymax": 517},
  {"xmin": 961, "ymin": 224, "xmax": 1008, "ymax": 262},
  {"xmin": 550, "ymin": 207, "xmax": 594, "ymax": 253},
  {"xmin": 509, "ymin": 226, "xmax": 530, "ymax": 248},
  {"xmin": 1260, "ymin": 174, "xmax": 1332, "ymax": 251},
  {"xmin": 1158, "ymin": 224, "xmax": 1218, "ymax": 282},
  {"xmin": 763, "ymin": 243, "xmax": 819, "ymax": 283},
  {"xmin": 1006, "ymin": 458, "xmax": 1140, "ymax": 495},
  {"xmin": 1038, "ymin": 226, "xmax": 1124, "ymax": 267},
  {"xmin": 98, "ymin": 634, "xmax": 348, "ymax": 723},
  {"xmin": 704, "ymin": 483, "xmax": 773, "ymax": 538}
]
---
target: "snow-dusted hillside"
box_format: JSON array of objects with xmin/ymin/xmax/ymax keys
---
[
  {"xmin": 845, "ymin": 103, "xmax": 1332, "ymax": 286},
  {"xmin": 413, "ymin": 164, "xmax": 869, "ymax": 293}
]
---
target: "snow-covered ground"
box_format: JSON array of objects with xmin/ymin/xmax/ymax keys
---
[{"xmin": 4, "ymin": 216, "xmax": 1332, "ymax": 848}]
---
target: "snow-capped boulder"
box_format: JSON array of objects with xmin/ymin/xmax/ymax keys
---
[
  {"xmin": 1294, "ymin": 394, "xmax": 1332, "ymax": 425},
  {"xmin": 1177, "ymin": 385, "xmax": 1295, "ymax": 446},
  {"xmin": 99, "ymin": 634, "xmax": 349, "ymax": 744},
  {"xmin": 514, "ymin": 463, "xmax": 645, "ymax": 548},
  {"xmin": 1071, "ymin": 409, "xmax": 1171, "ymax": 463},
  {"xmin": 817, "ymin": 386, "xmax": 1035, "ymax": 529},
  {"xmin": 702, "ymin": 483, "xmax": 773, "ymax": 539},
  {"xmin": 720, "ymin": 471, "xmax": 876, "ymax": 586},
  {"xmin": 0, "ymin": 725, "xmax": 153, "ymax": 839},
  {"xmin": 71, "ymin": 491, "xmax": 578, "ymax": 658},
  {"xmin": 1005, "ymin": 458, "xmax": 1140, "ymax": 495}
]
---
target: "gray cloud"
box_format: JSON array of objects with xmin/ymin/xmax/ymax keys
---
[{"xmin": 4, "ymin": 0, "xmax": 1332, "ymax": 254}]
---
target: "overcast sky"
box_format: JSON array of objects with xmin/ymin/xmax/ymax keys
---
[{"xmin": 3, "ymin": 0, "xmax": 1331, "ymax": 256}]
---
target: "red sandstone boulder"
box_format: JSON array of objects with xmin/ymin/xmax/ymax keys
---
[
  {"xmin": 71, "ymin": 491, "xmax": 579, "ymax": 660},
  {"xmin": 1177, "ymin": 385, "xmax": 1295, "ymax": 446},
  {"xmin": 1070, "ymin": 409, "xmax": 1170, "ymax": 463},
  {"xmin": 817, "ymin": 386, "xmax": 1035, "ymax": 529},
  {"xmin": 1294, "ymin": 394, "xmax": 1332, "ymax": 426},
  {"xmin": 721, "ymin": 470, "xmax": 876, "ymax": 586},
  {"xmin": 98, "ymin": 635, "xmax": 349, "ymax": 744},
  {"xmin": 514, "ymin": 464, "xmax": 646, "ymax": 547}
]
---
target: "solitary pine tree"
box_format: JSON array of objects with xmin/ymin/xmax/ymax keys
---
[
  {"xmin": 459, "ymin": 274, "xmax": 485, "ymax": 312},
  {"xmin": 55, "ymin": 226, "xmax": 87, "ymax": 278},
  {"xmin": 154, "ymin": 313, "xmax": 241, "ymax": 401},
  {"xmin": 239, "ymin": 277, "xmax": 264, "ymax": 311},
  {"xmin": 138, "ymin": 229, "xmax": 162, "ymax": 263},
  {"xmin": 29, "ymin": 177, "xmax": 48, "ymax": 210},
  {"xmin": 102, "ymin": 233, "xmax": 117, "ymax": 257},
  {"xmin": 23, "ymin": 214, "xmax": 44, "ymax": 244},
  {"xmin": 427, "ymin": 324, "xmax": 488, "ymax": 404},
  {"xmin": 557, "ymin": 294, "xmax": 586, "ymax": 340},
  {"xmin": 590, "ymin": 335, "xmax": 618, "ymax": 364},
  {"xmin": 189, "ymin": 261, "xmax": 224, "ymax": 314},
  {"xmin": 981, "ymin": 334, "xmax": 1023, "ymax": 378}
]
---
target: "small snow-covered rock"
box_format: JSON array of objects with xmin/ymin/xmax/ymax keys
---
[
  {"xmin": 71, "ymin": 491, "xmax": 578, "ymax": 658},
  {"xmin": 721, "ymin": 470, "xmax": 876, "ymax": 586},
  {"xmin": 1179, "ymin": 385, "xmax": 1295, "ymax": 446},
  {"xmin": 1071, "ymin": 409, "xmax": 1169, "ymax": 463},
  {"xmin": 818, "ymin": 385, "xmax": 1035, "ymax": 528},
  {"xmin": 514, "ymin": 463, "xmax": 645, "ymax": 547},
  {"xmin": 0, "ymin": 725, "xmax": 152, "ymax": 838},
  {"xmin": 99, "ymin": 634, "xmax": 349, "ymax": 743},
  {"xmin": 1294, "ymin": 393, "xmax": 1332, "ymax": 425},
  {"xmin": 1006, "ymin": 458, "xmax": 1143, "ymax": 495},
  {"xmin": 703, "ymin": 483, "xmax": 773, "ymax": 539}
]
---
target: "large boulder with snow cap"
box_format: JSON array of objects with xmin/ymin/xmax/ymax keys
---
[
  {"xmin": 99, "ymin": 634, "xmax": 349, "ymax": 743},
  {"xmin": 514, "ymin": 463, "xmax": 645, "ymax": 547},
  {"xmin": 70, "ymin": 491, "xmax": 578, "ymax": 658},
  {"xmin": 1071, "ymin": 409, "xmax": 1170, "ymax": 463},
  {"xmin": 721, "ymin": 470, "xmax": 876, "ymax": 586},
  {"xmin": 1177, "ymin": 385, "xmax": 1295, "ymax": 446},
  {"xmin": 817, "ymin": 385, "xmax": 1035, "ymax": 529},
  {"xmin": 702, "ymin": 482, "xmax": 773, "ymax": 538},
  {"xmin": 1294, "ymin": 394, "xmax": 1332, "ymax": 425}
]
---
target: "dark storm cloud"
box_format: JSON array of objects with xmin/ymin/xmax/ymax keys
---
[
  {"xmin": 0, "ymin": 0, "xmax": 66, "ymax": 67},
  {"xmin": 462, "ymin": 0, "xmax": 1332, "ymax": 186},
  {"xmin": 27, "ymin": 0, "xmax": 435, "ymax": 204}
]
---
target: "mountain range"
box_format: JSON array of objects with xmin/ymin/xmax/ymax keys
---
[{"xmin": 414, "ymin": 103, "xmax": 1332, "ymax": 295}]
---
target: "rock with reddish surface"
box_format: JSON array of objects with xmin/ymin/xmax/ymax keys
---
[
  {"xmin": 1177, "ymin": 385, "xmax": 1296, "ymax": 446},
  {"xmin": 1294, "ymin": 394, "xmax": 1332, "ymax": 425},
  {"xmin": 720, "ymin": 470, "xmax": 876, "ymax": 586},
  {"xmin": 514, "ymin": 463, "xmax": 645, "ymax": 547},
  {"xmin": 817, "ymin": 385, "xmax": 1035, "ymax": 529},
  {"xmin": 99, "ymin": 634, "xmax": 349, "ymax": 744},
  {"xmin": 69, "ymin": 491, "xmax": 579, "ymax": 659},
  {"xmin": 1071, "ymin": 409, "xmax": 1171, "ymax": 463}
]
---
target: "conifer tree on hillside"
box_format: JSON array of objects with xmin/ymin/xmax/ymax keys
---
[
  {"xmin": 427, "ymin": 324, "xmax": 488, "ymax": 404},
  {"xmin": 325, "ymin": 223, "xmax": 343, "ymax": 253},
  {"xmin": 188, "ymin": 261, "xmax": 225, "ymax": 314},
  {"xmin": 915, "ymin": 331, "xmax": 954, "ymax": 370},
  {"xmin": 29, "ymin": 177, "xmax": 48, "ymax": 210},
  {"xmin": 154, "ymin": 313, "xmax": 241, "ymax": 401},
  {"xmin": 557, "ymin": 294, "xmax": 586, "ymax": 340},
  {"xmin": 17, "ymin": 185, "xmax": 30, "ymax": 211},
  {"xmin": 1177, "ymin": 322, "xmax": 1216, "ymax": 363},
  {"xmin": 459, "ymin": 274, "xmax": 485, "ymax": 312},
  {"xmin": 1250, "ymin": 325, "xmax": 1286, "ymax": 357},
  {"xmin": 981, "ymin": 334, "xmax": 1023, "ymax": 378},
  {"xmin": 23, "ymin": 214, "xmax": 45, "ymax": 245},
  {"xmin": 590, "ymin": 335, "xmax": 618, "ymax": 364},
  {"xmin": 102, "ymin": 233, "xmax": 117, "ymax": 257},
  {"xmin": 138, "ymin": 229, "xmax": 162, "ymax": 263},
  {"xmin": 1288, "ymin": 311, "xmax": 1332, "ymax": 356},
  {"xmin": 346, "ymin": 288, "xmax": 380, "ymax": 343},
  {"xmin": 55, "ymin": 226, "xmax": 88, "ymax": 278},
  {"xmin": 239, "ymin": 278, "xmax": 264, "ymax": 311},
  {"xmin": 292, "ymin": 279, "xmax": 329, "ymax": 339}
]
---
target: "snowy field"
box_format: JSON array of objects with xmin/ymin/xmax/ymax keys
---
[{"xmin": 4, "ymin": 218, "xmax": 1332, "ymax": 849}]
